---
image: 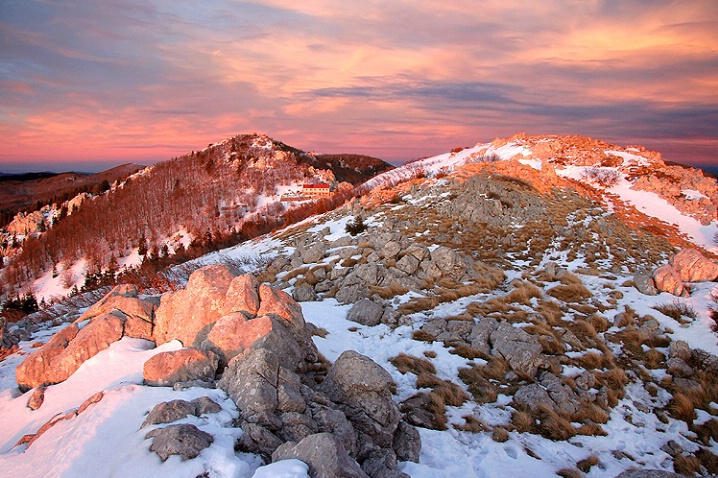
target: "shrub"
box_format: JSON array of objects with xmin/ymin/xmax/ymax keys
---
[
  {"xmin": 581, "ymin": 167, "xmax": 620, "ymax": 187},
  {"xmin": 345, "ymin": 215, "xmax": 366, "ymax": 235},
  {"xmin": 652, "ymin": 300, "xmax": 697, "ymax": 324}
]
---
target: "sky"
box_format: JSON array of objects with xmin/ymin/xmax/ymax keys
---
[{"xmin": 0, "ymin": 0, "xmax": 716, "ymax": 173}]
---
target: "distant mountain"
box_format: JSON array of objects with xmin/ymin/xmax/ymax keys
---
[{"xmin": 0, "ymin": 134, "xmax": 393, "ymax": 302}]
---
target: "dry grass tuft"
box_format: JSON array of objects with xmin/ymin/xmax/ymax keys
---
[
  {"xmin": 511, "ymin": 410, "xmax": 534, "ymax": 433},
  {"xmin": 587, "ymin": 314, "xmax": 610, "ymax": 333},
  {"xmin": 696, "ymin": 448, "xmax": 718, "ymax": 474},
  {"xmin": 450, "ymin": 344, "xmax": 487, "ymax": 360},
  {"xmin": 557, "ymin": 469, "xmax": 583, "ymax": 478},
  {"xmin": 492, "ymin": 426, "xmax": 510, "ymax": 442},
  {"xmin": 643, "ymin": 348, "xmax": 665, "ymax": 369},
  {"xmin": 458, "ymin": 365, "xmax": 499, "ymax": 404},
  {"xmin": 424, "ymin": 350, "xmax": 438, "ymax": 359},
  {"xmin": 547, "ymin": 283, "xmax": 592, "ymax": 303},
  {"xmin": 398, "ymin": 296, "xmax": 440, "ymax": 315},
  {"xmin": 692, "ymin": 418, "xmax": 718, "ymax": 446},
  {"xmin": 673, "ymin": 453, "xmax": 701, "ymax": 476},
  {"xmin": 572, "ymin": 402, "xmax": 610, "ymax": 424},
  {"xmin": 576, "ymin": 455, "xmax": 599, "ymax": 473},
  {"xmin": 416, "ymin": 374, "xmax": 469, "ymax": 407},
  {"xmin": 412, "ymin": 330, "xmax": 436, "ymax": 343},
  {"xmin": 427, "ymin": 392, "xmax": 448, "ymax": 431},
  {"xmin": 537, "ymin": 300, "xmax": 564, "ymax": 325},
  {"xmin": 390, "ymin": 353, "xmax": 436, "ymax": 376},
  {"xmin": 669, "ymin": 393, "xmax": 697, "ymax": 422},
  {"xmin": 652, "ymin": 300, "xmax": 697, "ymax": 324},
  {"xmin": 575, "ymin": 423, "xmax": 607, "ymax": 436},
  {"xmin": 535, "ymin": 405, "xmax": 576, "ymax": 441},
  {"xmin": 456, "ymin": 415, "xmax": 486, "ymax": 433},
  {"xmin": 370, "ymin": 283, "xmax": 410, "ymax": 299},
  {"xmin": 503, "ymin": 280, "xmax": 543, "ymax": 305}
]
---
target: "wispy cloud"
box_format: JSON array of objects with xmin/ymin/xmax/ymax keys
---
[{"xmin": 0, "ymin": 0, "xmax": 715, "ymax": 169}]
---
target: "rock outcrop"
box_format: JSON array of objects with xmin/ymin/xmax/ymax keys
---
[
  {"xmin": 648, "ymin": 248, "xmax": 718, "ymax": 297},
  {"xmin": 143, "ymin": 348, "xmax": 218, "ymax": 387}
]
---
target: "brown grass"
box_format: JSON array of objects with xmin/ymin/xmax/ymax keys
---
[
  {"xmin": 456, "ymin": 415, "xmax": 486, "ymax": 433},
  {"xmin": 588, "ymin": 314, "xmax": 610, "ymax": 333},
  {"xmin": 398, "ymin": 296, "xmax": 440, "ymax": 315},
  {"xmin": 537, "ymin": 300, "xmax": 563, "ymax": 325},
  {"xmin": 692, "ymin": 418, "xmax": 718, "ymax": 445},
  {"xmin": 416, "ymin": 374, "xmax": 469, "ymax": 407},
  {"xmin": 450, "ymin": 344, "xmax": 487, "ymax": 360},
  {"xmin": 547, "ymin": 283, "xmax": 592, "ymax": 303},
  {"xmin": 696, "ymin": 448, "xmax": 718, "ymax": 474},
  {"xmin": 390, "ymin": 353, "xmax": 436, "ymax": 376},
  {"xmin": 427, "ymin": 392, "xmax": 448, "ymax": 431},
  {"xmin": 511, "ymin": 410, "xmax": 534, "ymax": 433},
  {"xmin": 643, "ymin": 348, "xmax": 665, "ymax": 369},
  {"xmin": 535, "ymin": 405, "xmax": 576, "ymax": 441},
  {"xmin": 577, "ymin": 455, "xmax": 599, "ymax": 473},
  {"xmin": 673, "ymin": 453, "xmax": 701, "ymax": 476},
  {"xmin": 458, "ymin": 365, "xmax": 499, "ymax": 404},
  {"xmin": 412, "ymin": 330, "xmax": 436, "ymax": 343},
  {"xmin": 557, "ymin": 469, "xmax": 584, "ymax": 478},
  {"xmin": 669, "ymin": 393, "xmax": 696, "ymax": 422},
  {"xmin": 370, "ymin": 283, "xmax": 410, "ymax": 299},
  {"xmin": 492, "ymin": 427, "xmax": 510, "ymax": 442},
  {"xmin": 503, "ymin": 280, "xmax": 543, "ymax": 305},
  {"xmin": 575, "ymin": 423, "xmax": 607, "ymax": 436},
  {"xmin": 424, "ymin": 350, "xmax": 437, "ymax": 359},
  {"xmin": 539, "ymin": 336, "xmax": 566, "ymax": 355},
  {"xmin": 572, "ymin": 403, "xmax": 610, "ymax": 424}
]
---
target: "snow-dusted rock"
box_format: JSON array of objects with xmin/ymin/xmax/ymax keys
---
[
  {"xmin": 272, "ymin": 433, "xmax": 369, "ymax": 478},
  {"xmin": 143, "ymin": 348, "xmax": 218, "ymax": 387},
  {"xmin": 142, "ymin": 399, "xmax": 197, "ymax": 428},
  {"xmin": 145, "ymin": 423, "xmax": 214, "ymax": 461}
]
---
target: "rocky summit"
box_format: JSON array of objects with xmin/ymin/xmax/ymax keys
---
[{"xmin": 0, "ymin": 134, "xmax": 717, "ymax": 478}]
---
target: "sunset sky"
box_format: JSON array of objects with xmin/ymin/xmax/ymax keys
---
[{"xmin": 1, "ymin": 1, "xmax": 716, "ymax": 172}]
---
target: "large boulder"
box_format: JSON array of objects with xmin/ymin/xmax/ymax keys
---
[
  {"xmin": 16, "ymin": 313, "xmax": 124, "ymax": 391},
  {"xmin": 257, "ymin": 284, "xmax": 306, "ymax": 328},
  {"xmin": 272, "ymin": 433, "xmax": 369, "ymax": 478},
  {"xmin": 153, "ymin": 264, "xmax": 238, "ymax": 347},
  {"xmin": 652, "ymin": 264, "xmax": 686, "ymax": 297},
  {"xmin": 16, "ymin": 324, "xmax": 78, "ymax": 391},
  {"xmin": 490, "ymin": 322, "xmax": 546, "ymax": 377},
  {"xmin": 346, "ymin": 299, "xmax": 384, "ymax": 327},
  {"xmin": 143, "ymin": 348, "xmax": 218, "ymax": 387},
  {"xmin": 671, "ymin": 248, "xmax": 718, "ymax": 282},
  {"xmin": 225, "ymin": 274, "xmax": 261, "ymax": 316},
  {"xmin": 319, "ymin": 351, "xmax": 401, "ymax": 449},
  {"xmin": 204, "ymin": 315, "xmax": 312, "ymax": 371},
  {"xmin": 633, "ymin": 271, "xmax": 658, "ymax": 296}
]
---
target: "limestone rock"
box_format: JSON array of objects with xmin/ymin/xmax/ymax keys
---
[
  {"xmin": 16, "ymin": 324, "xmax": 78, "ymax": 391},
  {"xmin": 319, "ymin": 350, "xmax": 401, "ymax": 448},
  {"xmin": 292, "ymin": 284, "xmax": 318, "ymax": 302},
  {"xmin": 27, "ymin": 387, "xmax": 46, "ymax": 411},
  {"xmin": 652, "ymin": 264, "xmax": 686, "ymax": 297},
  {"xmin": 671, "ymin": 248, "xmax": 718, "ymax": 282},
  {"xmin": 490, "ymin": 322, "xmax": 545, "ymax": 377},
  {"xmin": 225, "ymin": 274, "xmax": 261, "ymax": 316},
  {"xmin": 146, "ymin": 424, "xmax": 213, "ymax": 461},
  {"xmin": 142, "ymin": 399, "xmax": 197, "ymax": 428},
  {"xmin": 393, "ymin": 421, "xmax": 421, "ymax": 463},
  {"xmin": 257, "ymin": 284, "xmax": 306, "ymax": 328},
  {"xmin": 272, "ymin": 433, "xmax": 369, "ymax": 478},
  {"xmin": 633, "ymin": 271, "xmax": 658, "ymax": 296},
  {"xmin": 201, "ymin": 311, "xmax": 250, "ymax": 367},
  {"xmin": 143, "ymin": 348, "xmax": 218, "ymax": 387},
  {"xmin": 347, "ymin": 299, "xmax": 384, "ymax": 327},
  {"xmin": 153, "ymin": 264, "xmax": 238, "ymax": 346}
]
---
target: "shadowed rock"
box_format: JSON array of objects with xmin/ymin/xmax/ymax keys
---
[
  {"xmin": 272, "ymin": 433, "xmax": 369, "ymax": 478},
  {"xmin": 145, "ymin": 424, "xmax": 213, "ymax": 461}
]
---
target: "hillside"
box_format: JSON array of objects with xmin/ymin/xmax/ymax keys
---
[
  {"xmin": 0, "ymin": 163, "xmax": 145, "ymax": 228},
  {"xmin": 0, "ymin": 134, "xmax": 393, "ymax": 304},
  {"xmin": 0, "ymin": 134, "xmax": 717, "ymax": 477}
]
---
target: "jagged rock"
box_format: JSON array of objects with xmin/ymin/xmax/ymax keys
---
[
  {"xmin": 319, "ymin": 351, "xmax": 401, "ymax": 449},
  {"xmin": 539, "ymin": 373, "xmax": 580, "ymax": 415},
  {"xmin": 225, "ymin": 274, "xmax": 261, "ymax": 316},
  {"xmin": 257, "ymin": 284, "xmax": 306, "ymax": 328},
  {"xmin": 279, "ymin": 411, "xmax": 319, "ymax": 443},
  {"xmin": 347, "ymin": 299, "xmax": 384, "ymax": 327},
  {"xmin": 490, "ymin": 322, "xmax": 545, "ymax": 377},
  {"xmin": 666, "ymin": 357, "xmax": 694, "ymax": 376},
  {"xmin": 395, "ymin": 254, "xmax": 420, "ymax": 275},
  {"xmin": 16, "ymin": 324, "xmax": 78, "ymax": 391},
  {"xmin": 468, "ymin": 318, "xmax": 498, "ymax": 355},
  {"xmin": 154, "ymin": 264, "xmax": 238, "ymax": 346},
  {"xmin": 514, "ymin": 383, "xmax": 552, "ymax": 411},
  {"xmin": 142, "ymin": 399, "xmax": 197, "ymax": 428},
  {"xmin": 77, "ymin": 284, "xmax": 155, "ymax": 339},
  {"xmin": 143, "ymin": 348, "xmax": 218, "ymax": 387},
  {"xmin": 301, "ymin": 243, "xmax": 327, "ymax": 264},
  {"xmin": 192, "ymin": 396, "xmax": 222, "ymax": 415},
  {"xmin": 292, "ymin": 284, "xmax": 319, "ymax": 302},
  {"xmin": 335, "ymin": 284, "xmax": 371, "ymax": 304},
  {"xmin": 201, "ymin": 311, "xmax": 250, "ymax": 367},
  {"xmin": 145, "ymin": 424, "xmax": 213, "ymax": 461},
  {"xmin": 393, "ymin": 421, "xmax": 421, "ymax": 463},
  {"xmin": 272, "ymin": 433, "xmax": 369, "ymax": 478},
  {"xmin": 671, "ymin": 248, "xmax": 718, "ymax": 282},
  {"xmin": 237, "ymin": 421, "xmax": 284, "ymax": 456},
  {"xmin": 27, "ymin": 387, "xmax": 46, "ymax": 410},
  {"xmin": 311, "ymin": 404, "xmax": 358, "ymax": 457},
  {"xmin": 652, "ymin": 264, "xmax": 686, "ymax": 297},
  {"xmin": 669, "ymin": 340, "xmax": 692, "ymax": 360},
  {"xmin": 692, "ymin": 348, "xmax": 718, "ymax": 373},
  {"xmin": 633, "ymin": 271, "xmax": 658, "ymax": 296},
  {"xmin": 362, "ymin": 449, "xmax": 409, "ymax": 478},
  {"xmin": 381, "ymin": 241, "xmax": 403, "ymax": 260}
]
